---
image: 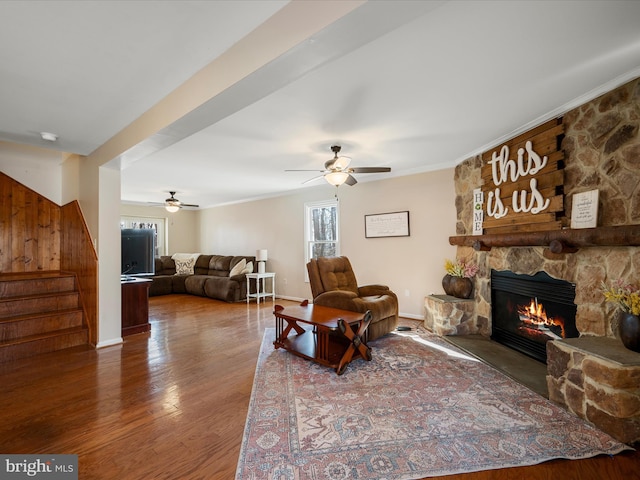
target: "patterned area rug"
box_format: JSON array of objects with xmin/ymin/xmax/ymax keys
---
[{"xmin": 236, "ymin": 328, "xmax": 631, "ymax": 479}]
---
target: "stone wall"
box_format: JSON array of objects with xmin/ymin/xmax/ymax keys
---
[{"xmin": 453, "ymin": 77, "xmax": 640, "ymax": 338}]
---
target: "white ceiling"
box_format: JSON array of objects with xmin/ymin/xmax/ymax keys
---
[{"xmin": 1, "ymin": 1, "xmax": 640, "ymax": 209}]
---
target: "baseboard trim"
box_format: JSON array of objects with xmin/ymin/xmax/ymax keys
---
[
  {"xmin": 274, "ymin": 295, "xmax": 308, "ymax": 303},
  {"xmin": 96, "ymin": 337, "xmax": 124, "ymax": 349}
]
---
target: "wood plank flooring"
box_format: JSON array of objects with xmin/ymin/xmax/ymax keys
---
[{"xmin": 0, "ymin": 295, "xmax": 637, "ymax": 479}]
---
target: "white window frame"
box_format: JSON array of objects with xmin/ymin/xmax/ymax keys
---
[{"xmin": 304, "ymin": 199, "xmax": 340, "ymax": 281}]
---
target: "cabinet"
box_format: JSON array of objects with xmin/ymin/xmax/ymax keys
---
[{"xmin": 121, "ymin": 278, "xmax": 151, "ymax": 336}]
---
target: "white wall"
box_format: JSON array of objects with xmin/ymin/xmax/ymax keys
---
[
  {"xmin": 97, "ymin": 164, "xmax": 123, "ymax": 347},
  {"xmin": 61, "ymin": 154, "xmax": 81, "ymax": 205},
  {"xmin": 0, "ymin": 141, "xmax": 64, "ymax": 204},
  {"xmin": 199, "ymin": 168, "xmax": 458, "ymax": 319}
]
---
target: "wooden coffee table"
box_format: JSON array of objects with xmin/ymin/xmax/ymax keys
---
[{"xmin": 273, "ymin": 301, "xmax": 372, "ymax": 375}]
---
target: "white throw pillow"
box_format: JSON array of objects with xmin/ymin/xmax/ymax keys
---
[
  {"xmin": 229, "ymin": 258, "xmax": 246, "ymax": 277},
  {"xmin": 175, "ymin": 258, "xmax": 196, "ymax": 275},
  {"xmin": 242, "ymin": 261, "xmax": 254, "ymax": 274}
]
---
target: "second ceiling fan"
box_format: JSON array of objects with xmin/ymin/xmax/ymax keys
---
[
  {"xmin": 287, "ymin": 145, "xmax": 391, "ymax": 186},
  {"xmin": 147, "ymin": 191, "xmax": 199, "ymax": 212}
]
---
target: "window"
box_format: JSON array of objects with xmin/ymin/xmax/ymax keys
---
[{"xmin": 304, "ymin": 200, "xmax": 339, "ymax": 279}]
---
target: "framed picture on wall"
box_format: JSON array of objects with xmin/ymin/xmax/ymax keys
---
[{"xmin": 364, "ymin": 211, "xmax": 410, "ymax": 238}]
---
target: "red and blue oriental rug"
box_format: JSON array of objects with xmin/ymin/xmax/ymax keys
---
[{"xmin": 235, "ymin": 328, "xmax": 630, "ymax": 479}]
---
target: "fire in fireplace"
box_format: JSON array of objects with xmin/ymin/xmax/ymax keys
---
[{"xmin": 491, "ymin": 270, "xmax": 578, "ymax": 363}]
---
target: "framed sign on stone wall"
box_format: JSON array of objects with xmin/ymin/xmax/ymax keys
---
[
  {"xmin": 570, "ymin": 189, "xmax": 599, "ymax": 229},
  {"xmin": 480, "ymin": 118, "xmax": 565, "ymax": 235}
]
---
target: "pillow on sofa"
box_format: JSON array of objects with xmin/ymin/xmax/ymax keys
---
[
  {"xmin": 242, "ymin": 261, "xmax": 254, "ymax": 274},
  {"xmin": 175, "ymin": 258, "xmax": 196, "ymax": 275},
  {"xmin": 229, "ymin": 258, "xmax": 246, "ymax": 277}
]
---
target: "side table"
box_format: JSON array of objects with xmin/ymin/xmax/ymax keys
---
[{"xmin": 246, "ymin": 272, "xmax": 276, "ymax": 304}]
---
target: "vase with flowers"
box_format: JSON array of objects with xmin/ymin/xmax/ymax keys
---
[
  {"xmin": 442, "ymin": 258, "xmax": 479, "ymax": 299},
  {"xmin": 602, "ymin": 279, "xmax": 640, "ymax": 352}
]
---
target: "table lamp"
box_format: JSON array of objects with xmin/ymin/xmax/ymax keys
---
[{"xmin": 256, "ymin": 249, "xmax": 268, "ymax": 274}]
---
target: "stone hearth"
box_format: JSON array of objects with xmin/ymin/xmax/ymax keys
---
[
  {"xmin": 547, "ymin": 337, "xmax": 640, "ymax": 444},
  {"xmin": 423, "ymin": 294, "xmax": 475, "ymax": 336}
]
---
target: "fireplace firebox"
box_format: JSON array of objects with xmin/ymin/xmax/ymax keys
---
[{"xmin": 491, "ymin": 270, "xmax": 578, "ymax": 363}]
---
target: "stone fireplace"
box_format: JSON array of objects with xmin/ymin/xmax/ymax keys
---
[
  {"xmin": 451, "ymin": 77, "xmax": 640, "ymax": 340},
  {"xmin": 439, "ymin": 77, "xmax": 640, "ymax": 444}
]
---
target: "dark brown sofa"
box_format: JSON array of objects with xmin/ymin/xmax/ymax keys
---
[{"xmin": 147, "ymin": 254, "xmax": 255, "ymax": 302}]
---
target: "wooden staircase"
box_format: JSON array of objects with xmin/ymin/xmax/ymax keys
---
[{"xmin": 0, "ymin": 271, "xmax": 89, "ymax": 363}]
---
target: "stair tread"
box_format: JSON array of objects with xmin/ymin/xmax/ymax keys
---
[
  {"xmin": 0, "ymin": 326, "xmax": 88, "ymax": 347},
  {"xmin": 0, "ymin": 271, "xmax": 75, "ymax": 281},
  {"xmin": 0, "ymin": 308, "xmax": 83, "ymax": 324},
  {"xmin": 0, "ymin": 270, "xmax": 88, "ymax": 362},
  {"xmin": 0, "ymin": 291, "xmax": 78, "ymax": 302}
]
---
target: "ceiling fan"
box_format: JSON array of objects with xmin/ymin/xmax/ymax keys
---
[
  {"xmin": 148, "ymin": 191, "xmax": 199, "ymax": 212},
  {"xmin": 286, "ymin": 145, "xmax": 391, "ymax": 186}
]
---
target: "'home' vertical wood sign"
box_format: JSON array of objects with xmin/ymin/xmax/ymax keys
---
[{"xmin": 480, "ymin": 118, "xmax": 565, "ymax": 235}]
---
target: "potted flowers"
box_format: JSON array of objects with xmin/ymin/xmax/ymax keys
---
[
  {"xmin": 602, "ymin": 279, "xmax": 640, "ymax": 352},
  {"xmin": 442, "ymin": 258, "xmax": 479, "ymax": 299}
]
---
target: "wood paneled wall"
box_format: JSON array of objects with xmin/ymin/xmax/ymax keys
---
[
  {"xmin": 60, "ymin": 201, "xmax": 98, "ymax": 345},
  {"xmin": 0, "ymin": 172, "xmax": 98, "ymax": 345},
  {"xmin": 0, "ymin": 172, "xmax": 61, "ymax": 272}
]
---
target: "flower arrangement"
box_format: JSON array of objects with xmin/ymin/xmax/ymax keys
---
[
  {"xmin": 602, "ymin": 279, "xmax": 640, "ymax": 316},
  {"xmin": 444, "ymin": 258, "xmax": 479, "ymax": 278}
]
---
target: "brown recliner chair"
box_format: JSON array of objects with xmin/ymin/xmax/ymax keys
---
[{"xmin": 307, "ymin": 256, "xmax": 398, "ymax": 341}]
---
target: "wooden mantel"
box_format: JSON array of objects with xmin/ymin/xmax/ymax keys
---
[{"xmin": 449, "ymin": 224, "xmax": 640, "ymax": 253}]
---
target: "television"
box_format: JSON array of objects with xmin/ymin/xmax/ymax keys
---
[{"xmin": 121, "ymin": 229, "xmax": 156, "ymax": 277}]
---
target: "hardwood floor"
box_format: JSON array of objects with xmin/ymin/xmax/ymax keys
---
[{"xmin": 0, "ymin": 295, "xmax": 637, "ymax": 479}]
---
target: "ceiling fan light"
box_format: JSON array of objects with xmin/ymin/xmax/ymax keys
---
[
  {"xmin": 165, "ymin": 204, "xmax": 180, "ymax": 213},
  {"xmin": 325, "ymin": 171, "xmax": 349, "ymax": 186}
]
